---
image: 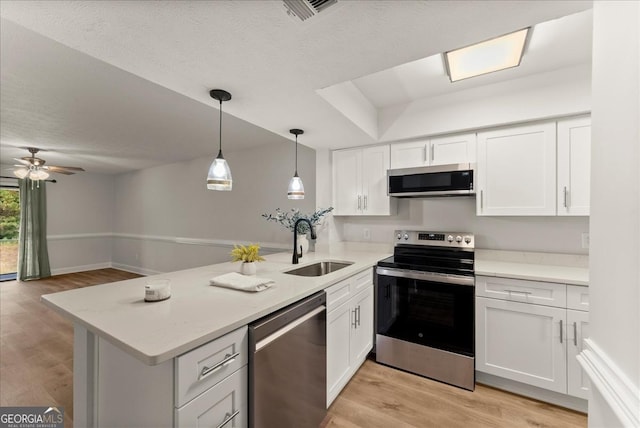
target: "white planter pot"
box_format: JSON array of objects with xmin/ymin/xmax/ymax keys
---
[
  {"xmin": 297, "ymin": 234, "xmax": 309, "ymax": 255},
  {"xmin": 240, "ymin": 262, "xmax": 256, "ymax": 276}
]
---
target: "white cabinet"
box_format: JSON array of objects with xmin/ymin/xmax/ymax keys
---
[
  {"xmin": 567, "ymin": 309, "xmax": 590, "ymax": 399},
  {"xmin": 333, "ymin": 145, "xmax": 395, "ymax": 216},
  {"xmin": 430, "ymin": 133, "xmax": 477, "ymax": 166},
  {"xmin": 325, "ymin": 270, "xmax": 374, "ymax": 406},
  {"xmin": 175, "ymin": 367, "xmax": 247, "ymax": 428},
  {"xmin": 476, "ymin": 297, "xmax": 567, "ymax": 393},
  {"xmin": 557, "ymin": 116, "xmax": 591, "ymax": 216},
  {"xmin": 477, "ymin": 122, "xmax": 557, "ymax": 215},
  {"xmin": 94, "ymin": 326, "xmax": 248, "ymax": 428},
  {"xmin": 389, "ymin": 133, "xmax": 476, "ymax": 169},
  {"xmin": 476, "ymin": 276, "xmax": 590, "ymax": 400},
  {"xmin": 390, "ymin": 140, "xmax": 429, "ymax": 169}
]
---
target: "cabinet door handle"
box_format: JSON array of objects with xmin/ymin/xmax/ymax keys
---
[
  {"xmin": 356, "ymin": 305, "xmax": 361, "ymax": 326},
  {"xmin": 480, "ymin": 190, "xmax": 484, "ymax": 210},
  {"xmin": 573, "ymin": 321, "xmax": 578, "ymax": 347},
  {"xmin": 560, "ymin": 320, "xmax": 563, "ymax": 344},
  {"xmin": 352, "ymin": 309, "xmax": 358, "ymax": 329},
  {"xmin": 431, "ymin": 144, "xmax": 435, "ymax": 163},
  {"xmin": 199, "ymin": 352, "xmax": 239, "ymax": 380},
  {"xmin": 563, "ymin": 186, "xmax": 568, "ymax": 208},
  {"xmin": 357, "ymin": 195, "xmax": 362, "ymax": 210},
  {"xmin": 216, "ymin": 410, "xmax": 240, "ymax": 428},
  {"xmin": 364, "ymin": 195, "xmax": 368, "ymax": 210},
  {"xmin": 424, "ymin": 145, "xmax": 428, "ymax": 163}
]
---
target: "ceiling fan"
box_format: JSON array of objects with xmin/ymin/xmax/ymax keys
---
[{"xmin": 12, "ymin": 147, "xmax": 85, "ymax": 180}]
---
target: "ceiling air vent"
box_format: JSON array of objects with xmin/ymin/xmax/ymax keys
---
[{"xmin": 283, "ymin": 0, "xmax": 338, "ymax": 22}]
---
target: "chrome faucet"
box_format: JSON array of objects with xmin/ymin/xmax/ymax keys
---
[{"xmin": 292, "ymin": 218, "xmax": 317, "ymax": 264}]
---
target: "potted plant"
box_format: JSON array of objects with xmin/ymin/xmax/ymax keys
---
[{"xmin": 230, "ymin": 244, "xmax": 265, "ymax": 275}]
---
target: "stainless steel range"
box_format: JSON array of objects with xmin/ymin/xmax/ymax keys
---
[{"xmin": 376, "ymin": 230, "xmax": 475, "ymax": 390}]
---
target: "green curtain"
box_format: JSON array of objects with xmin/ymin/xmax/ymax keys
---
[{"xmin": 18, "ymin": 179, "xmax": 51, "ymax": 281}]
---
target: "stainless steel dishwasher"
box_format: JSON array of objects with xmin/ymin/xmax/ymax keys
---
[{"xmin": 249, "ymin": 291, "xmax": 326, "ymax": 428}]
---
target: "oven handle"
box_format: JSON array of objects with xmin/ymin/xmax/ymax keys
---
[{"xmin": 376, "ymin": 267, "xmax": 475, "ymax": 286}]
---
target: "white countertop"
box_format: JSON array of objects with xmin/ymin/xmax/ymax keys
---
[
  {"xmin": 475, "ymin": 249, "xmax": 589, "ymax": 286},
  {"xmin": 41, "ymin": 250, "xmax": 390, "ymax": 366}
]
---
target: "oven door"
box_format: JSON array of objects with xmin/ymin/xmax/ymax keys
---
[{"xmin": 376, "ymin": 267, "xmax": 474, "ymax": 357}]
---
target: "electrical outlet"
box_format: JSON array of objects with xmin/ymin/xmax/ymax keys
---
[
  {"xmin": 363, "ymin": 228, "xmax": 371, "ymax": 241},
  {"xmin": 581, "ymin": 233, "xmax": 590, "ymax": 249}
]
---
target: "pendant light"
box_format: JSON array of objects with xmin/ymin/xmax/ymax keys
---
[
  {"xmin": 287, "ymin": 129, "xmax": 305, "ymax": 200},
  {"xmin": 207, "ymin": 89, "xmax": 233, "ymax": 191}
]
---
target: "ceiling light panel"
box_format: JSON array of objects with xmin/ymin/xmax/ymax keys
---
[{"xmin": 445, "ymin": 28, "xmax": 529, "ymax": 82}]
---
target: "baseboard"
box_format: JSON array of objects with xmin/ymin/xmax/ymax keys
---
[
  {"xmin": 578, "ymin": 339, "xmax": 640, "ymax": 427},
  {"xmin": 110, "ymin": 263, "xmax": 160, "ymax": 276},
  {"xmin": 51, "ymin": 262, "xmax": 112, "ymax": 276},
  {"xmin": 475, "ymin": 371, "xmax": 588, "ymax": 413}
]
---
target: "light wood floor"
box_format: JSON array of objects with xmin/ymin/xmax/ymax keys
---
[
  {"xmin": 0, "ymin": 269, "xmax": 587, "ymax": 428},
  {"xmin": 0, "ymin": 269, "xmax": 141, "ymax": 428}
]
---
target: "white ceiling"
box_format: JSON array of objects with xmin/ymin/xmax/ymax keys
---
[{"xmin": 0, "ymin": 1, "xmax": 592, "ymax": 175}]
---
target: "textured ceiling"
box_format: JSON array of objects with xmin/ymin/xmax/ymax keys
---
[{"xmin": 0, "ymin": 0, "xmax": 592, "ymax": 174}]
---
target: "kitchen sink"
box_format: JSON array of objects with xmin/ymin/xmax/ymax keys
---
[{"xmin": 284, "ymin": 261, "xmax": 354, "ymax": 277}]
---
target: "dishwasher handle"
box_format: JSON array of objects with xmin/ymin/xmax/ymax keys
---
[{"xmin": 255, "ymin": 305, "xmax": 325, "ymax": 352}]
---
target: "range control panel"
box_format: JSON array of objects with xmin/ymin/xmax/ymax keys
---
[{"xmin": 394, "ymin": 230, "xmax": 474, "ymax": 249}]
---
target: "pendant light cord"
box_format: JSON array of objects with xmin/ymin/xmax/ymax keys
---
[
  {"xmin": 218, "ymin": 99, "xmax": 223, "ymax": 158},
  {"xmin": 295, "ymin": 134, "xmax": 298, "ymax": 175}
]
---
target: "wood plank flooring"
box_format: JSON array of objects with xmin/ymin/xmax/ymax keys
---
[
  {"xmin": 1, "ymin": 269, "xmax": 587, "ymax": 428},
  {"xmin": 0, "ymin": 269, "xmax": 141, "ymax": 428},
  {"xmin": 322, "ymin": 360, "xmax": 587, "ymax": 428}
]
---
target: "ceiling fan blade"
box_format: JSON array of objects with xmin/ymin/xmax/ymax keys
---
[
  {"xmin": 49, "ymin": 166, "xmax": 85, "ymax": 171},
  {"xmin": 42, "ymin": 166, "xmax": 75, "ymax": 175},
  {"xmin": 13, "ymin": 158, "xmax": 31, "ymax": 165}
]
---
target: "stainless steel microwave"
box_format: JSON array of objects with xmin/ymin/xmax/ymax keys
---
[{"xmin": 387, "ymin": 163, "xmax": 475, "ymax": 197}]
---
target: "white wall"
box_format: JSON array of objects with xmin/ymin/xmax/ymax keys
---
[
  {"xmin": 585, "ymin": 2, "xmax": 640, "ymax": 427},
  {"xmin": 334, "ymin": 198, "xmax": 589, "ymax": 254},
  {"xmin": 379, "ymin": 64, "xmax": 591, "ymax": 142},
  {"xmin": 45, "ymin": 171, "xmax": 114, "ymax": 274},
  {"xmin": 111, "ymin": 142, "xmax": 316, "ymax": 274}
]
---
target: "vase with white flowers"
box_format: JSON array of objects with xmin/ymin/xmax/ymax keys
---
[
  {"xmin": 262, "ymin": 207, "xmax": 333, "ymax": 253},
  {"xmin": 230, "ymin": 244, "xmax": 265, "ymax": 275}
]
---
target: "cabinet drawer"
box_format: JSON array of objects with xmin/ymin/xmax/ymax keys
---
[
  {"xmin": 175, "ymin": 366, "xmax": 247, "ymax": 427},
  {"xmin": 351, "ymin": 269, "xmax": 372, "ymax": 295},
  {"xmin": 567, "ymin": 285, "xmax": 589, "ymax": 311},
  {"xmin": 476, "ymin": 276, "xmax": 566, "ymax": 308},
  {"xmin": 326, "ymin": 278, "xmax": 351, "ymax": 311},
  {"xmin": 175, "ymin": 326, "xmax": 248, "ymax": 407}
]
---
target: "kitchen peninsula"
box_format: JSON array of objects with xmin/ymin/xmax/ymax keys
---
[{"xmin": 41, "ymin": 249, "xmax": 389, "ymax": 428}]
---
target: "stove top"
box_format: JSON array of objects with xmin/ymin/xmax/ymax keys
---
[{"xmin": 377, "ymin": 230, "xmax": 475, "ymax": 276}]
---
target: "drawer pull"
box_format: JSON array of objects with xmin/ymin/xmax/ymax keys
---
[
  {"xmin": 504, "ymin": 289, "xmax": 532, "ymax": 296},
  {"xmin": 216, "ymin": 410, "xmax": 240, "ymax": 428},
  {"xmin": 199, "ymin": 352, "xmax": 240, "ymax": 380},
  {"xmin": 573, "ymin": 322, "xmax": 578, "ymax": 347}
]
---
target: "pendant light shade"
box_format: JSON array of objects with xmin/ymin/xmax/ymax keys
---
[
  {"xmin": 207, "ymin": 89, "xmax": 232, "ymax": 191},
  {"xmin": 288, "ymin": 129, "xmax": 305, "ymax": 200}
]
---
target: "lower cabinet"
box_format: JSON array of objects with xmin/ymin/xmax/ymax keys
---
[
  {"xmin": 326, "ymin": 270, "xmax": 374, "ymax": 407},
  {"xmin": 175, "ymin": 367, "xmax": 247, "ymax": 427},
  {"xmin": 476, "ymin": 276, "xmax": 590, "ymax": 400}
]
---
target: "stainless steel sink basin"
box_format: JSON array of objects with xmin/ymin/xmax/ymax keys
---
[{"xmin": 284, "ymin": 261, "xmax": 354, "ymax": 277}]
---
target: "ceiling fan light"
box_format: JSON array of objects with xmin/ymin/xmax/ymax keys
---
[
  {"xmin": 288, "ymin": 174, "xmax": 305, "ymax": 200},
  {"xmin": 207, "ymin": 156, "xmax": 232, "ymax": 191},
  {"xmin": 29, "ymin": 169, "xmax": 49, "ymax": 180},
  {"xmin": 13, "ymin": 169, "xmax": 28, "ymax": 179}
]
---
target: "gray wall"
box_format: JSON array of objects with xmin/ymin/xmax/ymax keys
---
[{"xmin": 111, "ymin": 142, "xmax": 316, "ymax": 274}]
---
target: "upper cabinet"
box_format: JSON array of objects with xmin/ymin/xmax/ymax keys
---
[
  {"xmin": 477, "ymin": 122, "xmax": 557, "ymax": 216},
  {"xmin": 390, "ymin": 133, "xmax": 476, "ymax": 169},
  {"xmin": 333, "ymin": 145, "xmax": 395, "ymax": 216},
  {"xmin": 557, "ymin": 116, "xmax": 591, "ymax": 216}
]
